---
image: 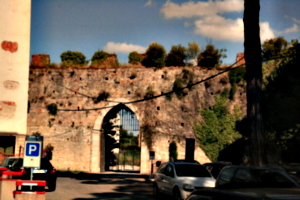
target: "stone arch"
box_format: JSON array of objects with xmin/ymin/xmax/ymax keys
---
[{"xmin": 91, "ymin": 98, "xmax": 141, "ymax": 172}]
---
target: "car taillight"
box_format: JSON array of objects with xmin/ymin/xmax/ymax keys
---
[
  {"xmin": 20, "ymin": 168, "xmax": 26, "ymax": 173},
  {"xmin": 50, "ymin": 168, "xmax": 56, "ymax": 173}
]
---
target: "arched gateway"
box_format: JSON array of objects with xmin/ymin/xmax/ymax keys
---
[{"xmin": 91, "ymin": 98, "xmax": 142, "ymax": 173}]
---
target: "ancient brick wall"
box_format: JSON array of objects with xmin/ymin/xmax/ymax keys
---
[{"xmin": 27, "ymin": 65, "xmax": 246, "ymax": 173}]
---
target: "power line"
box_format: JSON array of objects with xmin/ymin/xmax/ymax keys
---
[{"xmin": 31, "ymin": 57, "xmax": 245, "ymax": 112}]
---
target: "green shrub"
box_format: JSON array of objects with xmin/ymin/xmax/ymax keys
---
[
  {"xmin": 172, "ymin": 69, "xmax": 195, "ymax": 99},
  {"xmin": 144, "ymin": 87, "xmax": 156, "ymax": 99},
  {"xmin": 128, "ymin": 51, "xmax": 143, "ymax": 65},
  {"xmin": 93, "ymin": 91, "xmax": 110, "ymax": 103},
  {"xmin": 142, "ymin": 42, "xmax": 166, "ymax": 68},
  {"xmin": 169, "ymin": 141, "xmax": 178, "ymax": 161},
  {"xmin": 46, "ymin": 103, "xmax": 58, "ymax": 116},
  {"xmin": 194, "ymin": 95, "xmax": 242, "ymax": 161},
  {"xmin": 91, "ymin": 51, "xmax": 110, "ymax": 65},
  {"xmin": 228, "ymin": 67, "xmax": 246, "ymax": 99},
  {"xmin": 60, "ymin": 51, "xmax": 86, "ymax": 66}
]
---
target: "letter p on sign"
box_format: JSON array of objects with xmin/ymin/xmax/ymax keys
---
[{"xmin": 25, "ymin": 142, "xmax": 40, "ymax": 157}]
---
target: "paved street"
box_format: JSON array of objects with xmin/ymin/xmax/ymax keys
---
[{"xmin": 46, "ymin": 171, "xmax": 155, "ymax": 200}]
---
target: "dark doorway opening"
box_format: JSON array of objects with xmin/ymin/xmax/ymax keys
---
[
  {"xmin": 0, "ymin": 136, "xmax": 16, "ymax": 164},
  {"xmin": 101, "ymin": 104, "xmax": 140, "ymax": 172}
]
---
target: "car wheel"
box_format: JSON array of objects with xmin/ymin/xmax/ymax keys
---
[
  {"xmin": 173, "ymin": 187, "xmax": 181, "ymax": 200},
  {"xmin": 47, "ymin": 182, "xmax": 56, "ymax": 192},
  {"xmin": 153, "ymin": 183, "xmax": 160, "ymax": 199}
]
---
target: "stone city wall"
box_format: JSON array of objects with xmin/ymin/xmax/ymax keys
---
[{"xmin": 27, "ymin": 65, "xmax": 246, "ymax": 173}]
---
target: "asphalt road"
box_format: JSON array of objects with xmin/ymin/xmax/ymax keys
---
[{"xmin": 46, "ymin": 171, "xmax": 155, "ymax": 200}]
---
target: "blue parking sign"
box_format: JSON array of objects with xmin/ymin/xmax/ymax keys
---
[{"xmin": 25, "ymin": 142, "xmax": 40, "ymax": 157}]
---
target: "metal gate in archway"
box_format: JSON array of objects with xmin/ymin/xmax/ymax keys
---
[
  {"xmin": 105, "ymin": 104, "xmax": 140, "ymax": 172},
  {"xmin": 115, "ymin": 108, "xmax": 140, "ymax": 171}
]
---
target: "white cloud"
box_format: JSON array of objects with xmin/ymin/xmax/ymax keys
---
[
  {"xmin": 160, "ymin": 0, "xmax": 243, "ymax": 19},
  {"xmin": 194, "ymin": 16, "xmax": 243, "ymax": 42},
  {"xmin": 145, "ymin": 0, "xmax": 153, "ymax": 7},
  {"xmin": 291, "ymin": 18, "xmax": 300, "ymax": 24},
  {"xmin": 281, "ymin": 24, "xmax": 299, "ymax": 34},
  {"xmin": 285, "ymin": 15, "xmax": 300, "ymax": 24},
  {"xmin": 260, "ymin": 22, "xmax": 275, "ymax": 42},
  {"xmin": 194, "ymin": 15, "xmax": 275, "ymax": 42},
  {"xmin": 103, "ymin": 42, "xmax": 146, "ymax": 54},
  {"xmin": 160, "ymin": 0, "xmax": 276, "ymax": 43}
]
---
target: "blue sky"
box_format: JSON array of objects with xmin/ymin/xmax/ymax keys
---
[{"xmin": 30, "ymin": 0, "xmax": 300, "ymax": 65}]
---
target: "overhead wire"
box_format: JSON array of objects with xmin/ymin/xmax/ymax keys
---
[{"xmin": 31, "ymin": 56, "xmax": 246, "ymax": 112}]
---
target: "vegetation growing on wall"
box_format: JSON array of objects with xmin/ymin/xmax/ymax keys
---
[
  {"xmin": 165, "ymin": 45, "xmax": 187, "ymax": 67},
  {"xmin": 141, "ymin": 123, "xmax": 156, "ymax": 151},
  {"xmin": 144, "ymin": 87, "xmax": 156, "ymax": 99},
  {"xmin": 172, "ymin": 69, "xmax": 195, "ymax": 99},
  {"xmin": 93, "ymin": 90, "xmax": 110, "ymax": 103},
  {"xmin": 197, "ymin": 45, "xmax": 226, "ymax": 68},
  {"xmin": 32, "ymin": 132, "xmax": 41, "ymax": 136},
  {"xmin": 142, "ymin": 42, "xmax": 166, "ymax": 68},
  {"xmin": 128, "ymin": 51, "xmax": 143, "ymax": 65},
  {"xmin": 60, "ymin": 51, "xmax": 87, "ymax": 66},
  {"xmin": 46, "ymin": 103, "xmax": 58, "ymax": 116},
  {"xmin": 169, "ymin": 141, "xmax": 178, "ymax": 161},
  {"xmin": 194, "ymin": 94, "xmax": 242, "ymax": 161},
  {"xmin": 262, "ymin": 38, "xmax": 300, "ymax": 163},
  {"xmin": 91, "ymin": 50, "xmax": 110, "ymax": 65},
  {"xmin": 228, "ymin": 67, "xmax": 246, "ymax": 100}
]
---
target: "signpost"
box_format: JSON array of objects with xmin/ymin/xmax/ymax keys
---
[
  {"xmin": 23, "ymin": 135, "xmax": 44, "ymax": 189},
  {"xmin": 149, "ymin": 151, "xmax": 155, "ymax": 174},
  {"xmin": 23, "ymin": 136, "xmax": 43, "ymax": 168}
]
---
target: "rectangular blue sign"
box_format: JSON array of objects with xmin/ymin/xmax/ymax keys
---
[{"xmin": 25, "ymin": 142, "xmax": 40, "ymax": 157}]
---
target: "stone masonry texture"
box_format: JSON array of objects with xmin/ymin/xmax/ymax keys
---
[{"xmin": 27, "ymin": 65, "xmax": 246, "ymax": 174}]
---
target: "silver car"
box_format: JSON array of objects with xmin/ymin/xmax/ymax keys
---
[{"xmin": 153, "ymin": 161, "xmax": 216, "ymax": 200}]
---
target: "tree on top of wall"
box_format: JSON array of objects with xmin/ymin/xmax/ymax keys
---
[
  {"xmin": 60, "ymin": 51, "xmax": 87, "ymax": 66},
  {"xmin": 91, "ymin": 50, "xmax": 111, "ymax": 65},
  {"xmin": 197, "ymin": 45, "xmax": 226, "ymax": 68},
  {"xmin": 165, "ymin": 45, "xmax": 187, "ymax": 67},
  {"xmin": 142, "ymin": 42, "xmax": 166, "ymax": 68}
]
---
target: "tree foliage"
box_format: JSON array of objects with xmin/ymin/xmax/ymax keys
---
[
  {"xmin": 194, "ymin": 95, "xmax": 242, "ymax": 161},
  {"xmin": 165, "ymin": 45, "xmax": 187, "ymax": 67},
  {"xmin": 263, "ymin": 39, "xmax": 300, "ymax": 163},
  {"xmin": 119, "ymin": 128, "xmax": 138, "ymax": 150},
  {"xmin": 262, "ymin": 36, "xmax": 288, "ymax": 59},
  {"xmin": 142, "ymin": 42, "xmax": 166, "ymax": 68},
  {"xmin": 91, "ymin": 50, "xmax": 110, "ymax": 65},
  {"xmin": 172, "ymin": 69, "xmax": 194, "ymax": 99},
  {"xmin": 128, "ymin": 51, "xmax": 143, "ymax": 65},
  {"xmin": 169, "ymin": 141, "xmax": 178, "ymax": 161},
  {"xmin": 228, "ymin": 67, "xmax": 246, "ymax": 100},
  {"xmin": 197, "ymin": 45, "xmax": 226, "ymax": 68},
  {"xmin": 60, "ymin": 51, "xmax": 86, "ymax": 66},
  {"xmin": 186, "ymin": 41, "xmax": 200, "ymax": 66},
  {"xmin": 46, "ymin": 103, "xmax": 58, "ymax": 116}
]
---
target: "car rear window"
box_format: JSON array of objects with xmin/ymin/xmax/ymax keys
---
[{"xmin": 175, "ymin": 164, "xmax": 212, "ymax": 177}]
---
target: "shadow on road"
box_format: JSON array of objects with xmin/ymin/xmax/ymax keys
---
[{"xmin": 56, "ymin": 171, "xmax": 155, "ymax": 200}]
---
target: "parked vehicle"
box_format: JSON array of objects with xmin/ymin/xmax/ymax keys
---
[
  {"xmin": 186, "ymin": 165, "xmax": 300, "ymax": 200},
  {"xmin": 153, "ymin": 161, "xmax": 215, "ymax": 200},
  {"xmin": 0, "ymin": 157, "xmax": 23, "ymax": 170},
  {"xmin": 203, "ymin": 161, "xmax": 232, "ymax": 179},
  {"xmin": 1, "ymin": 157, "xmax": 57, "ymax": 192}
]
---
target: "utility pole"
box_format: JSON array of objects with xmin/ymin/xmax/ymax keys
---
[{"xmin": 243, "ymin": 0, "xmax": 267, "ymax": 166}]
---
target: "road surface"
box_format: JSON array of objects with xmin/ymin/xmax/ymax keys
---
[{"xmin": 46, "ymin": 171, "xmax": 155, "ymax": 200}]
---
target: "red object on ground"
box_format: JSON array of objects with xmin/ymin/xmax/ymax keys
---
[{"xmin": 16, "ymin": 180, "xmax": 46, "ymax": 187}]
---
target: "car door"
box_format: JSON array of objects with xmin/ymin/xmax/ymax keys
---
[
  {"xmin": 162, "ymin": 164, "xmax": 176, "ymax": 196},
  {"xmin": 155, "ymin": 163, "xmax": 168, "ymax": 194}
]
